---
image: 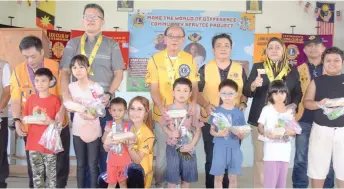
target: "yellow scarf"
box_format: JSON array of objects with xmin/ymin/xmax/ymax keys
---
[{"xmin": 263, "ymin": 44, "xmax": 291, "ymax": 82}]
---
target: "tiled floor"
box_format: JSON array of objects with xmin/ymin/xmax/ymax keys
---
[{"xmin": 7, "ymin": 168, "xmax": 294, "ymax": 188}]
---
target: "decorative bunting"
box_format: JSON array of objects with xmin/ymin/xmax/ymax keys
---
[
  {"xmin": 314, "ymin": 7, "xmax": 320, "ymax": 18},
  {"xmin": 316, "ymin": 2, "xmax": 335, "ymax": 35},
  {"xmin": 304, "ymin": 2, "xmax": 311, "ymax": 13},
  {"xmin": 36, "ymin": 1, "xmax": 56, "ymax": 30},
  {"xmin": 337, "ymin": 11, "xmax": 342, "ymax": 21}
]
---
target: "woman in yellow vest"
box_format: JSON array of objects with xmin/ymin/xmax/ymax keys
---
[
  {"xmin": 197, "ymin": 33, "xmax": 248, "ymax": 188},
  {"xmin": 243, "ymin": 37, "xmax": 302, "ymax": 188}
]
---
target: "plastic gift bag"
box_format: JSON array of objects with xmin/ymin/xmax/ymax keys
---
[
  {"xmin": 230, "ymin": 125, "xmax": 252, "ymax": 138},
  {"xmin": 325, "ymin": 98, "xmax": 344, "ymax": 107},
  {"xmin": 63, "ymin": 100, "xmax": 87, "ymax": 113},
  {"xmin": 38, "ymin": 122, "xmax": 64, "ymax": 154},
  {"xmin": 23, "ymin": 115, "xmax": 46, "ymax": 125},
  {"xmin": 319, "ymin": 105, "xmax": 344, "ymax": 120},
  {"xmin": 86, "ymin": 101, "xmax": 106, "ymax": 118},
  {"xmin": 210, "ymin": 112, "xmax": 232, "ymax": 139}
]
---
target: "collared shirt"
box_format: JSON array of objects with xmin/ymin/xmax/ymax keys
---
[
  {"xmin": 60, "ymin": 33, "xmax": 125, "ymax": 91},
  {"xmin": 299, "ymin": 61, "xmax": 323, "ymax": 123}
]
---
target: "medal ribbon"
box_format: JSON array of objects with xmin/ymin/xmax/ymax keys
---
[{"xmin": 80, "ymin": 34, "xmax": 103, "ymax": 75}]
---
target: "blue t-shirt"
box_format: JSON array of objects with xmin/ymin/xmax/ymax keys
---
[{"xmin": 208, "ymin": 106, "xmax": 246, "ymax": 147}]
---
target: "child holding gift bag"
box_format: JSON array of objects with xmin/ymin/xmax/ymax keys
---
[
  {"xmin": 67, "ymin": 55, "xmax": 104, "ymax": 188},
  {"xmin": 257, "ymin": 80, "xmax": 301, "ymax": 188},
  {"xmin": 23, "ymin": 68, "xmax": 61, "ymax": 188}
]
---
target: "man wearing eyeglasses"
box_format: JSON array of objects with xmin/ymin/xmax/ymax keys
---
[
  {"xmin": 197, "ymin": 33, "xmax": 248, "ymax": 188},
  {"xmin": 60, "ymin": 3, "xmax": 124, "ymax": 188},
  {"xmin": 145, "ymin": 24, "xmax": 199, "ymax": 188}
]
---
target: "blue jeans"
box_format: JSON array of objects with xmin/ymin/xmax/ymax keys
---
[{"xmin": 292, "ymin": 122, "xmax": 335, "ymax": 188}]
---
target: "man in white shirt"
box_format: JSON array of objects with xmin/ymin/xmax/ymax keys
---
[{"xmin": 0, "ymin": 60, "xmax": 11, "ymax": 188}]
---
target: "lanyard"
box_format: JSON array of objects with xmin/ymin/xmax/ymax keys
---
[
  {"xmin": 80, "ymin": 34, "xmax": 103, "ymax": 76},
  {"xmin": 27, "ymin": 61, "xmax": 44, "ymax": 93}
]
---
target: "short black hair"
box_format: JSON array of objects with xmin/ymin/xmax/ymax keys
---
[
  {"xmin": 322, "ymin": 46, "xmax": 344, "ymax": 63},
  {"xmin": 34, "ymin": 68, "xmax": 53, "ymax": 81},
  {"xmin": 218, "ymin": 79, "xmax": 238, "ymax": 92},
  {"xmin": 19, "ymin": 35, "xmax": 43, "ymax": 52},
  {"xmin": 70, "ymin": 54, "xmax": 90, "ymax": 69},
  {"xmin": 110, "ymin": 97, "xmax": 127, "ymax": 109},
  {"xmin": 173, "ymin": 77, "xmax": 192, "ymax": 91},
  {"xmin": 267, "ymin": 80, "xmax": 289, "ymax": 104},
  {"xmin": 83, "ymin": 3, "xmax": 104, "ymax": 18},
  {"xmin": 164, "ymin": 24, "xmax": 185, "ymax": 37},
  {"xmin": 212, "ymin": 33, "xmax": 233, "ymax": 48}
]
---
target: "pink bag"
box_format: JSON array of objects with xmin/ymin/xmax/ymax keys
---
[{"xmin": 79, "ymin": 120, "xmax": 101, "ymax": 143}]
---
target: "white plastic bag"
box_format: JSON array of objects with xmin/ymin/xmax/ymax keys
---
[
  {"xmin": 38, "ymin": 123, "xmax": 64, "ymax": 154},
  {"xmin": 23, "ymin": 115, "xmax": 46, "ymax": 125},
  {"xmin": 211, "ymin": 112, "xmax": 232, "ymax": 139}
]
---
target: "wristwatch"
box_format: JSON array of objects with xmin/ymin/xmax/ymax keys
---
[{"xmin": 104, "ymin": 91, "xmax": 113, "ymax": 99}]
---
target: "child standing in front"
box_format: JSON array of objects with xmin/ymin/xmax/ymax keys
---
[
  {"xmin": 102, "ymin": 97, "xmax": 130, "ymax": 188},
  {"xmin": 126, "ymin": 96, "xmax": 155, "ymax": 188},
  {"xmin": 209, "ymin": 79, "xmax": 246, "ymax": 188},
  {"xmin": 162, "ymin": 77, "xmax": 203, "ymax": 188},
  {"xmin": 68, "ymin": 55, "xmax": 104, "ymax": 188},
  {"xmin": 257, "ymin": 80, "xmax": 298, "ymax": 188},
  {"xmin": 24, "ymin": 68, "xmax": 61, "ymax": 188}
]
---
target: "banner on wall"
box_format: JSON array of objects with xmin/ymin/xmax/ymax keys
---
[
  {"xmin": 127, "ymin": 9, "xmax": 256, "ymax": 92},
  {"xmin": 47, "ymin": 30, "xmax": 70, "ymax": 62},
  {"xmin": 253, "ymin": 33, "xmax": 333, "ymax": 66},
  {"xmin": 71, "ymin": 30, "xmax": 130, "ymax": 68}
]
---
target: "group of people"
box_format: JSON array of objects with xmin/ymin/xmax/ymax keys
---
[{"xmin": 0, "ymin": 2, "xmax": 343, "ymax": 189}]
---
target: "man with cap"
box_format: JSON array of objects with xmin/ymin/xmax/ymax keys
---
[{"xmin": 292, "ymin": 35, "xmax": 335, "ymax": 188}]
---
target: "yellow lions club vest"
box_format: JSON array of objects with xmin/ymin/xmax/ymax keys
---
[
  {"xmin": 200, "ymin": 59, "xmax": 243, "ymax": 122},
  {"xmin": 295, "ymin": 63, "xmax": 311, "ymax": 121}
]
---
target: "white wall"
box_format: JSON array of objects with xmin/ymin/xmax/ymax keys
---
[{"xmin": 2, "ymin": 0, "xmax": 344, "ymax": 171}]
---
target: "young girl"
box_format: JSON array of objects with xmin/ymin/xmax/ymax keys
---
[
  {"xmin": 126, "ymin": 96, "xmax": 155, "ymax": 188},
  {"xmin": 257, "ymin": 80, "xmax": 299, "ymax": 188},
  {"xmin": 67, "ymin": 54, "xmax": 104, "ymax": 188}
]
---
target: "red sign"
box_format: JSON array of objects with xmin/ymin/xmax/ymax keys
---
[
  {"xmin": 71, "ymin": 30, "xmax": 129, "ymax": 68},
  {"xmin": 47, "ymin": 30, "xmax": 71, "ymax": 63}
]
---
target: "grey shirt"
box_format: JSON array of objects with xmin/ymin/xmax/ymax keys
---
[{"xmin": 60, "ymin": 33, "xmax": 124, "ymax": 91}]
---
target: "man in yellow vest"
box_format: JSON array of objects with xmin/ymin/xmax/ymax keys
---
[
  {"xmin": 197, "ymin": 33, "xmax": 248, "ymax": 188},
  {"xmin": 11, "ymin": 36, "xmax": 70, "ymax": 188},
  {"xmin": 0, "ymin": 60, "xmax": 11, "ymax": 188},
  {"xmin": 292, "ymin": 35, "xmax": 335, "ymax": 188},
  {"xmin": 145, "ymin": 24, "xmax": 199, "ymax": 187}
]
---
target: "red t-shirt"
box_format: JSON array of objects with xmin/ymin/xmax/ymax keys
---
[
  {"xmin": 107, "ymin": 121, "xmax": 131, "ymax": 167},
  {"xmin": 24, "ymin": 94, "xmax": 61, "ymax": 154}
]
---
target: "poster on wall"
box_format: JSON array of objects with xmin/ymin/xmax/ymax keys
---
[
  {"xmin": 47, "ymin": 30, "xmax": 70, "ymax": 63},
  {"xmin": 253, "ymin": 33, "xmax": 333, "ymax": 66},
  {"xmin": 128, "ymin": 9, "xmax": 255, "ymax": 92},
  {"xmin": 71, "ymin": 30, "xmax": 130, "ymax": 68}
]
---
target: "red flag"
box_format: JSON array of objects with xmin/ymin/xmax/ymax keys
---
[
  {"xmin": 304, "ymin": 2, "xmax": 311, "ymax": 13},
  {"xmin": 314, "ymin": 7, "xmax": 320, "ymax": 18},
  {"xmin": 337, "ymin": 11, "xmax": 342, "ymax": 21},
  {"xmin": 317, "ymin": 21, "xmax": 335, "ymax": 35}
]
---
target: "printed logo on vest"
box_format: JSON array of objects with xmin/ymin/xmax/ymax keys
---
[
  {"xmin": 179, "ymin": 64, "xmax": 190, "ymax": 77},
  {"xmin": 49, "ymin": 75, "xmax": 57, "ymax": 88}
]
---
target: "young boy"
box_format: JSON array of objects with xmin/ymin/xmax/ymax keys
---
[
  {"xmin": 102, "ymin": 97, "xmax": 131, "ymax": 188},
  {"xmin": 162, "ymin": 77, "xmax": 204, "ymax": 188},
  {"xmin": 23, "ymin": 68, "xmax": 61, "ymax": 188},
  {"xmin": 209, "ymin": 79, "xmax": 246, "ymax": 188}
]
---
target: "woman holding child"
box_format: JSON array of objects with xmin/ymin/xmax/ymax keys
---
[{"xmin": 243, "ymin": 37, "xmax": 302, "ymax": 188}]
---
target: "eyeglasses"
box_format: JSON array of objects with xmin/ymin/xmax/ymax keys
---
[
  {"xmin": 220, "ymin": 92, "xmax": 237, "ymax": 97},
  {"xmin": 165, "ymin": 35, "xmax": 184, "ymax": 40},
  {"xmin": 83, "ymin": 14, "xmax": 103, "ymax": 21}
]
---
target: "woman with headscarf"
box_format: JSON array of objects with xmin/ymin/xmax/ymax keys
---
[{"xmin": 243, "ymin": 37, "xmax": 302, "ymax": 188}]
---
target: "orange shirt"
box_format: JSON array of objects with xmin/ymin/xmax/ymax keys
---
[{"xmin": 24, "ymin": 94, "xmax": 61, "ymax": 154}]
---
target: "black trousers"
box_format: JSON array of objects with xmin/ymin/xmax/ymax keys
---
[
  {"xmin": 73, "ymin": 135, "xmax": 100, "ymax": 188},
  {"xmin": 24, "ymin": 126, "xmax": 70, "ymax": 188},
  {"xmin": 0, "ymin": 118, "xmax": 9, "ymax": 188},
  {"xmin": 201, "ymin": 123, "xmax": 229, "ymax": 188}
]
